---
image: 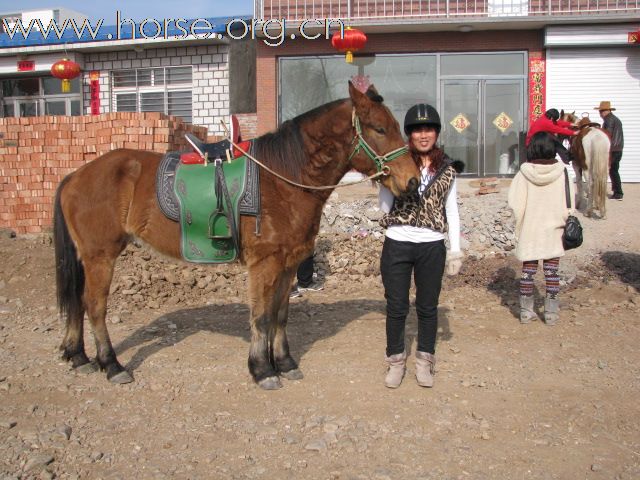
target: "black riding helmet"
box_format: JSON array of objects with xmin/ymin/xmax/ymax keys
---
[{"xmin": 404, "ymin": 103, "xmax": 441, "ymax": 136}]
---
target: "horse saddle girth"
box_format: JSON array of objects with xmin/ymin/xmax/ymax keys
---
[{"xmin": 156, "ymin": 149, "xmax": 260, "ymax": 223}]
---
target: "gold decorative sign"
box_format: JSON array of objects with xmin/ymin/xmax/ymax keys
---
[
  {"xmin": 450, "ymin": 113, "xmax": 471, "ymax": 133},
  {"xmin": 493, "ymin": 112, "xmax": 513, "ymax": 133}
]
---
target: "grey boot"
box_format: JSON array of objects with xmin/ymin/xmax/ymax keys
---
[
  {"xmin": 415, "ymin": 351, "xmax": 436, "ymax": 388},
  {"xmin": 544, "ymin": 295, "xmax": 559, "ymax": 325},
  {"xmin": 384, "ymin": 352, "xmax": 406, "ymax": 388},
  {"xmin": 519, "ymin": 295, "xmax": 537, "ymax": 324}
]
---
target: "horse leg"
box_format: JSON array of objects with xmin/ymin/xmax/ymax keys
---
[
  {"xmin": 572, "ymin": 164, "xmax": 584, "ymax": 211},
  {"xmin": 247, "ymin": 259, "xmax": 295, "ymax": 390},
  {"xmin": 594, "ymin": 143, "xmax": 608, "ymax": 219},
  {"xmin": 54, "ymin": 180, "xmax": 95, "ymax": 373},
  {"xmin": 584, "ymin": 170, "xmax": 593, "ymax": 217},
  {"xmin": 83, "ymin": 256, "xmax": 133, "ymax": 384},
  {"xmin": 272, "ymin": 272, "xmax": 303, "ymax": 381},
  {"xmin": 60, "ymin": 305, "xmax": 96, "ymax": 373}
]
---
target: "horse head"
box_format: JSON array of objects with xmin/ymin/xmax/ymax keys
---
[
  {"xmin": 560, "ymin": 110, "xmax": 578, "ymax": 125},
  {"xmin": 347, "ymin": 82, "xmax": 419, "ymax": 196}
]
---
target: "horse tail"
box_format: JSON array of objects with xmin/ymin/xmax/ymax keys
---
[
  {"xmin": 54, "ymin": 175, "xmax": 85, "ymax": 325},
  {"xmin": 592, "ymin": 132, "xmax": 609, "ymax": 216}
]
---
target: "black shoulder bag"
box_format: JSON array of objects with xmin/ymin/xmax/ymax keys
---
[{"xmin": 562, "ymin": 169, "xmax": 583, "ymax": 250}]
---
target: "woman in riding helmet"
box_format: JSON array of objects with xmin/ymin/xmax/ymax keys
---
[{"xmin": 378, "ymin": 103, "xmax": 464, "ymax": 389}]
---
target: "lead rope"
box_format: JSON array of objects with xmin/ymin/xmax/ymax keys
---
[{"xmin": 219, "ymin": 120, "xmax": 391, "ymax": 191}]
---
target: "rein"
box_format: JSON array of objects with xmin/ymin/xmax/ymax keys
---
[{"xmin": 220, "ymin": 112, "xmax": 409, "ymax": 191}]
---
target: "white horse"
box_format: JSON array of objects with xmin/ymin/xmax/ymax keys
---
[{"xmin": 561, "ymin": 112, "xmax": 610, "ymax": 219}]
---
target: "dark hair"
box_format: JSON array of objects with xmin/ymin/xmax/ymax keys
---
[
  {"xmin": 409, "ymin": 144, "xmax": 446, "ymax": 173},
  {"xmin": 526, "ymin": 132, "xmax": 557, "ymax": 162},
  {"xmin": 545, "ymin": 108, "xmax": 560, "ymax": 121}
]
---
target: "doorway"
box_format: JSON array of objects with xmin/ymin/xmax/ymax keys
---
[{"xmin": 440, "ymin": 79, "xmax": 524, "ymax": 177}]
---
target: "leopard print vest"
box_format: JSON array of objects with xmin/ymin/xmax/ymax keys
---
[{"xmin": 380, "ymin": 165, "xmax": 455, "ymax": 233}]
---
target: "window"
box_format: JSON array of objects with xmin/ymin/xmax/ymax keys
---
[
  {"xmin": 279, "ymin": 55, "xmax": 437, "ymax": 126},
  {"xmin": 111, "ymin": 66, "xmax": 193, "ymax": 122},
  {"xmin": 441, "ymin": 53, "xmax": 525, "ymax": 76},
  {"xmin": 0, "ymin": 76, "xmax": 81, "ymax": 118}
]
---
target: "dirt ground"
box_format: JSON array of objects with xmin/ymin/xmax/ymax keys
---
[{"xmin": 1, "ymin": 182, "xmax": 639, "ymax": 480}]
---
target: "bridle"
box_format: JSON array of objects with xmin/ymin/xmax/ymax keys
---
[{"xmin": 348, "ymin": 112, "xmax": 409, "ymax": 176}]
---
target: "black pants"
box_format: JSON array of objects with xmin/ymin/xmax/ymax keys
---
[
  {"xmin": 609, "ymin": 151, "xmax": 623, "ymax": 196},
  {"xmin": 297, "ymin": 255, "xmax": 314, "ymax": 287},
  {"xmin": 380, "ymin": 237, "xmax": 446, "ymax": 356}
]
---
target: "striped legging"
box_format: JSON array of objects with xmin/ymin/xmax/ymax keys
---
[{"xmin": 520, "ymin": 258, "xmax": 560, "ymax": 299}]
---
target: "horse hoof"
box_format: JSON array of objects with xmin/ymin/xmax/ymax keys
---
[
  {"xmin": 257, "ymin": 376, "xmax": 282, "ymax": 390},
  {"xmin": 108, "ymin": 370, "xmax": 134, "ymax": 384},
  {"xmin": 75, "ymin": 362, "xmax": 98, "ymax": 375},
  {"xmin": 280, "ymin": 369, "xmax": 304, "ymax": 380}
]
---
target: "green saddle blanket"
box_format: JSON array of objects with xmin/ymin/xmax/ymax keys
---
[{"xmin": 174, "ymin": 156, "xmax": 247, "ymax": 263}]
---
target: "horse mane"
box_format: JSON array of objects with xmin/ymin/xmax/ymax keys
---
[{"xmin": 251, "ymin": 99, "xmax": 349, "ymax": 183}]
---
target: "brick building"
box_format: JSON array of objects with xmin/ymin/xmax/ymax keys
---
[
  {"xmin": 0, "ymin": 8, "xmax": 253, "ymax": 138},
  {"xmin": 254, "ymin": 0, "xmax": 640, "ymax": 180}
]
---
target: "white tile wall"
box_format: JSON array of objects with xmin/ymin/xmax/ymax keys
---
[{"xmin": 83, "ymin": 43, "xmax": 230, "ymax": 135}]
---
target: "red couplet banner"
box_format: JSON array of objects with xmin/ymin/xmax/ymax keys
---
[
  {"xmin": 90, "ymin": 71, "xmax": 100, "ymax": 115},
  {"xmin": 528, "ymin": 58, "xmax": 545, "ymax": 127}
]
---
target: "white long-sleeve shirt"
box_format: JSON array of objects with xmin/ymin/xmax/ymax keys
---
[{"xmin": 378, "ymin": 168, "xmax": 461, "ymax": 252}]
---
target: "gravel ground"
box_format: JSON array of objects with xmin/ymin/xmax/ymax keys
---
[{"xmin": 0, "ymin": 181, "xmax": 638, "ymax": 480}]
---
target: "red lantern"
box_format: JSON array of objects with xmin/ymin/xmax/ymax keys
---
[
  {"xmin": 50, "ymin": 58, "xmax": 81, "ymax": 93},
  {"xmin": 331, "ymin": 27, "xmax": 367, "ymax": 64}
]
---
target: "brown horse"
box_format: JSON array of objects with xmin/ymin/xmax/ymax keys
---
[{"xmin": 54, "ymin": 82, "xmax": 420, "ymax": 389}]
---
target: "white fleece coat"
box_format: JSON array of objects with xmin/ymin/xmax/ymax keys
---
[{"xmin": 507, "ymin": 162, "xmax": 574, "ymax": 262}]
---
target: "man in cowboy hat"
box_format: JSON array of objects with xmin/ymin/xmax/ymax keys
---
[{"xmin": 596, "ymin": 101, "xmax": 624, "ymax": 200}]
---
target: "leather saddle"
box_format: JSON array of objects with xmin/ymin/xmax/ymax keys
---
[
  {"xmin": 156, "ymin": 115, "xmax": 259, "ymax": 223},
  {"xmin": 180, "ymin": 114, "xmax": 243, "ymax": 164},
  {"xmin": 570, "ymin": 117, "xmax": 602, "ymax": 172},
  {"xmin": 182, "ymin": 134, "xmax": 231, "ymax": 164}
]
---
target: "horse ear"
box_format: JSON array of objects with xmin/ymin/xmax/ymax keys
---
[
  {"xmin": 349, "ymin": 81, "xmax": 371, "ymax": 112},
  {"xmin": 365, "ymin": 85, "xmax": 384, "ymax": 103},
  {"xmin": 560, "ymin": 109, "xmax": 565, "ymax": 117}
]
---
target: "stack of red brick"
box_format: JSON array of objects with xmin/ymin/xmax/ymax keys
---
[{"xmin": 0, "ymin": 112, "xmax": 208, "ymax": 234}]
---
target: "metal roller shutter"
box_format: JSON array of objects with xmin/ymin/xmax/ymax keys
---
[{"xmin": 547, "ymin": 47, "xmax": 640, "ymax": 182}]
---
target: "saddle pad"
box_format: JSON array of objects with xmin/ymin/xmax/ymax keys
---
[
  {"xmin": 156, "ymin": 151, "xmax": 181, "ymax": 221},
  {"xmin": 156, "ymin": 147, "xmax": 260, "ymax": 222},
  {"xmin": 174, "ymin": 157, "xmax": 247, "ymax": 263}
]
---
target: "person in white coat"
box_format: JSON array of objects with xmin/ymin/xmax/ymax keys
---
[{"xmin": 508, "ymin": 131, "xmax": 574, "ymax": 325}]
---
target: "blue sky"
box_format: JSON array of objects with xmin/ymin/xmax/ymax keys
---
[{"xmin": 2, "ymin": 0, "xmax": 254, "ymax": 21}]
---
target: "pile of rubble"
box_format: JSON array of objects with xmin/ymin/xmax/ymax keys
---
[
  {"xmin": 319, "ymin": 188, "xmax": 516, "ymax": 258},
  {"xmin": 109, "ymin": 189, "xmax": 517, "ymax": 310}
]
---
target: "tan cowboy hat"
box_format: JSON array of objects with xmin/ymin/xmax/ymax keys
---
[{"xmin": 594, "ymin": 101, "xmax": 616, "ymax": 111}]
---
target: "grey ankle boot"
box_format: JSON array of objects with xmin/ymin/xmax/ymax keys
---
[
  {"xmin": 519, "ymin": 295, "xmax": 537, "ymax": 324},
  {"xmin": 415, "ymin": 351, "xmax": 436, "ymax": 388},
  {"xmin": 384, "ymin": 352, "xmax": 406, "ymax": 388},
  {"xmin": 544, "ymin": 295, "xmax": 559, "ymax": 325}
]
